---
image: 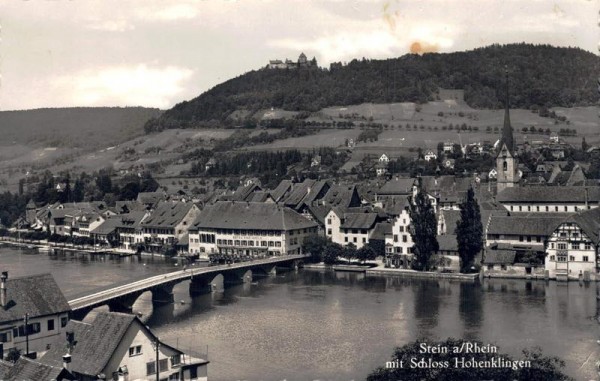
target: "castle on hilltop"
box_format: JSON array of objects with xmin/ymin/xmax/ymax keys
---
[{"xmin": 268, "ymin": 53, "xmax": 317, "ymax": 69}]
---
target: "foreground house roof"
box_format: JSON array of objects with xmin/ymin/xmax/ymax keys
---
[
  {"xmin": 487, "ymin": 215, "xmax": 568, "ymax": 236},
  {"xmin": 0, "ymin": 357, "xmax": 72, "ymax": 381},
  {"xmin": 191, "ymin": 201, "xmax": 318, "ymax": 231},
  {"xmin": 141, "ymin": 201, "xmax": 195, "ymax": 229},
  {"xmin": 0, "ymin": 273, "xmax": 70, "ymax": 324}
]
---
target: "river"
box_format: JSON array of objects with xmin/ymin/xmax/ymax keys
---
[{"xmin": 1, "ymin": 245, "xmax": 598, "ymax": 380}]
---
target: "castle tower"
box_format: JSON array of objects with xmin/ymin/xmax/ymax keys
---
[{"xmin": 496, "ymin": 67, "xmax": 519, "ymax": 193}]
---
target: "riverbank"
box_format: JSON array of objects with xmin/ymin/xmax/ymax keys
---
[{"xmin": 304, "ymin": 262, "xmax": 479, "ymax": 280}]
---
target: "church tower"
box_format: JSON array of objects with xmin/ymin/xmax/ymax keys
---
[{"xmin": 496, "ymin": 67, "xmax": 519, "ymax": 193}]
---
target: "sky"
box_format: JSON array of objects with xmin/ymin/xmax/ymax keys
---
[{"xmin": 0, "ymin": 0, "xmax": 598, "ymax": 111}]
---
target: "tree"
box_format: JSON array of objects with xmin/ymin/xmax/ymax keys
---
[
  {"xmin": 456, "ymin": 187, "xmax": 483, "ymax": 272},
  {"xmin": 367, "ymin": 338, "xmax": 573, "ymax": 381},
  {"xmin": 408, "ymin": 181, "xmax": 438, "ymax": 271},
  {"xmin": 356, "ymin": 245, "xmax": 377, "ymax": 263},
  {"xmin": 343, "ymin": 243, "xmax": 357, "ymax": 262},
  {"xmin": 301, "ymin": 234, "xmax": 330, "ymax": 262},
  {"xmin": 323, "ymin": 243, "xmax": 343, "ymax": 265}
]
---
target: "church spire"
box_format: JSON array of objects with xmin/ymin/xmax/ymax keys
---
[{"xmin": 500, "ymin": 66, "xmax": 515, "ymax": 154}]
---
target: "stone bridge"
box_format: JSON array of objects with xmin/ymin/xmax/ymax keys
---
[{"xmin": 69, "ymin": 255, "xmax": 307, "ymax": 321}]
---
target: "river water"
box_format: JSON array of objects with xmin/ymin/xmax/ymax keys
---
[{"xmin": 1, "ymin": 245, "xmax": 598, "ymax": 380}]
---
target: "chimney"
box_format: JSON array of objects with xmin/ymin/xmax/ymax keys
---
[
  {"xmin": 1, "ymin": 272, "xmax": 7, "ymax": 308},
  {"xmin": 62, "ymin": 354, "xmax": 71, "ymax": 370}
]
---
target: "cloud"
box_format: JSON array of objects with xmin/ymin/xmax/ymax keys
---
[
  {"xmin": 51, "ymin": 65, "xmax": 194, "ymax": 108},
  {"xmin": 135, "ymin": 3, "xmax": 200, "ymax": 21}
]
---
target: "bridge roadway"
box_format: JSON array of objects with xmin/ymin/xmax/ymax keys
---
[{"xmin": 68, "ymin": 254, "xmax": 308, "ymax": 320}]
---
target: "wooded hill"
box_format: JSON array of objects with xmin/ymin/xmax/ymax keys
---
[
  {"xmin": 145, "ymin": 43, "xmax": 600, "ymax": 133},
  {"xmin": 0, "ymin": 107, "xmax": 161, "ymax": 149}
]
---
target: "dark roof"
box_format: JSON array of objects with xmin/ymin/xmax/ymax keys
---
[
  {"xmin": 377, "ymin": 178, "xmax": 415, "ymax": 195},
  {"xmin": 371, "ymin": 222, "xmax": 392, "ymax": 240},
  {"xmin": 40, "ymin": 312, "xmax": 137, "ymax": 376},
  {"xmin": 248, "ymin": 191, "xmax": 271, "ymax": 203},
  {"xmin": 322, "ymin": 184, "xmax": 358, "ymax": 209},
  {"xmin": 306, "ymin": 204, "xmax": 331, "ymax": 225},
  {"xmin": 483, "ymin": 249, "xmax": 516, "ymax": 264},
  {"xmin": 496, "ymin": 187, "xmax": 600, "ymax": 203},
  {"xmin": 0, "ymin": 360, "xmax": 12, "ymax": 379},
  {"xmin": 420, "ymin": 176, "xmax": 473, "ymax": 194},
  {"xmin": 270, "ymin": 180, "xmax": 293, "ymax": 202},
  {"xmin": 191, "ymin": 201, "xmax": 318, "ymax": 231},
  {"xmin": 440, "ymin": 210, "xmax": 461, "ymax": 234},
  {"xmin": 142, "ymin": 201, "xmax": 194, "ymax": 229},
  {"xmin": 136, "ymin": 191, "xmax": 164, "ymax": 205},
  {"xmin": 437, "ymin": 234, "xmax": 458, "ymax": 252},
  {"xmin": 283, "ymin": 179, "xmax": 317, "ymax": 207},
  {"xmin": 572, "ymin": 208, "xmax": 600, "ymax": 245},
  {"xmin": 487, "ymin": 215, "xmax": 566, "ymax": 236},
  {"xmin": 0, "ymin": 273, "xmax": 70, "ymax": 324},
  {"xmin": 3, "ymin": 357, "xmax": 70, "ymax": 381},
  {"xmin": 231, "ymin": 184, "xmax": 262, "ymax": 202},
  {"xmin": 381, "ymin": 195, "xmax": 410, "ymax": 216},
  {"xmin": 340, "ymin": 213, "xmax": 378, "ymax": 229}
]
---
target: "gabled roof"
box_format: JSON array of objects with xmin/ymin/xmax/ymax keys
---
[
  {"xmin": 572, "ymin": 208, "xmax": 600, "ymax": 245},
  {"xmin": 231, "ymin": 183, "xmax": 262, "ymax": 202},
  {"xmin": 306, "ymin": 204, "xmax": 331, "ymax": 225},
  {"xmin": 487, "ymin": 215, "xmax": 567, "ymax": 236},
  {"xmin": 191, "ymin": 201, "xmax": 318, "ymax": 231},
  {"xmin": 0, "ymin": 273, "xmax": 71, "ymax": 324},
  {"xmin": 90, "ymin": 217, "xmax": 122, "ymax": 236},
  {"xmin": 322, "ymin": 184, "xmax": 358, "ymax": 209},
  {"xmin": 283, "ymin": 179, "xmax": 318, "ymax": 207},
  {"xmin": 377, "ymin": 178, "xmax": 415, "ymax": 195},
  {"xmin": 371, "ymin": 222, "xmax": 392, "ymax": 240},
  {"xmin": 41, "ymin": 312, "xmax": 136, "ymax": 376},
  {"xmin": 497, "ymin": 187, "xmax": 600, "ymax": 203},
  {"xmin": 2, "ymin": 356, "xmax": 71, "ymax": 381},
  {"xmin": 141, "ymin": 201, "xmax": 195, "ymax": 229},
  {"xmin": 340, "ymin": 213, "xmax": 378, "ymax": 229},
  {"xmin": 270, "ymin": 180, "xmax": 293, "ymax": 202},
  {"xmin": 437, "ymin": 234, "xmax": 458, "ymax": 252}
]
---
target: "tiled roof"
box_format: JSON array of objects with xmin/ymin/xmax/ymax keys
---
[
  {"xmin": 440, "ymin": 210, "xmax": 461, "ymax": 234},
  {"xmin": 340, "ymin": 213, "xmax": 378, "ymax": 229},
  {"xmin": 0, "ymin": 273, "xmax": 70, "ymax": 324},
  {"xmin": 0, "ymin": 360, "xmax": 12, "ymax": 379},
  {"xmin": 283, "ymin": 179, "xmax": 317, "ymax": 207},
  {"xmin": 136, "ymin": 191, "xmax": 165, "ymax": 205},
  {"xmin": 90, "ymin": 217, "xmax": 122, "ymax": 235},
  {"xmin": 3, "ymin": 357, "xmax": 69, "ymax": 381},
  {"xmin": 142, "ymin": 201, "xmax": 194, "ymax": 229},
  {"xmin": 270, "ymin": 180, "xmax": 293, "ymax": 202},
  {"xmin": 487, "ymin": 215, "xmax": 566, "ymax": 236},
  {"xmin": 322, "ymin": 184, "xmax": 358, "ymax": 209},
  {"xmin": 437, "ymin": 234, "xmax": 458, "ymax": 252},
  {"xmin": 40, "ymin": 312, "xmax": 136, "ymax": 377},
  {"xmin": 231, "ymin": 184, "xmax": 262, "ymax": 202},
  {"xmin": 573, "ymin": 208, "xmax": 600, "ymax": 245},
  {"xmin": 371, "ymin": 222, "xmax": 392, "ymax": 240},
  {"xmin": 191, "ymin": 201, "xmax": 318, "ymax": 231},
  {"xmin": 496, "ymin": 186, "xmax": 600, "ymax": 203},
  {"xmin": 306, "ymin": 204, "xmax": 331, "ymax": 225},
  {"xmin": 377, "ymin": 178, "xmax": 415, "ymax": 195}
]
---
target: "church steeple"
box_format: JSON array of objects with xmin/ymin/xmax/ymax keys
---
[{"xmin": 499, "ymin": 67, "xmax": 515, "ymax": 155}]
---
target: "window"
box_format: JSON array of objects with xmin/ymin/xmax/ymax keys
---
[
  {"xmin": 519, "ymin": 236, "xmax": 524, "ymax": 242},
  {"xmin": 171, "ymin": 354, "xmax": 181, "ymax": 367},
  {"xmin": 344, "ymin": 237, "xmax": 348, "ymax": 242},
  {"xmin": 169, "ymin": 373, "xmax": 180, "ymax": 381},
  {"xmin": 570, "ymin": 243, "xmax": 580, "ymax": 250},
  {"xmin": 159, "ymin": 358, "xmax": 169, "ymax": 372},
  {"xmin": 585, "ymin": 243, "xmax": 592, "ymax": 250},
  {"xmin": 362, "ymin": 238, "xmax": 366, "ymax": 243},
  {"xmin": 569, "ymin": 256, "xmax": 575, "ymax": 261},
  {"xmin": 47, "ymin": 319, "xmax": 55, "ymax": 331},
  {"xmin": 0, "ymin": 331, "xmax": 11, "ymax": 343},
  {"xmin": 129, "ymin": 345, "xmax": 142, "ymax": 357},
  {"xmin": 526, "ymin": 236, "xmax": 531, "ymax": 242},
  {"xmin": 550, "ymin": 255, "xmax": 555, "ymax": 261},
  {"xmin": 327, "ymin": 219, "xmax": 332, "ymax": 225},
  {"xmin": 557, "ymin": 243, "xmax": 567, "ymax": 250},
  {"xmin": 147, "ymin": 361, "xmax": 156, "ymax": 376},
  {"xmin": 536, "ymin": 206, "xmax": 540, "ymax": 212},
  {"xmin": 61, "ymin": 317, "xmax": 68, "ymax": 327},
  {"xmin": 393, "ymin": 235, "xmax": 398, "ymax": 243},
  {"xmin": 15, "ymin": 323, "xmax": 41, "ymax": 337},
  {"xmin": 564, "ymin": 206, "xmax": 568, "ymax": 212},
  {"xmin": 536, "ymin": 236, "xmax": 541, "ymax": 243},
  {"xmin": 501, "ymin": 264, "xmax": 507, "ymax": 270},
  {"xmin": 327, "ymin": 229, "xmax": 332, "ymax": 235},
  {"xmin": 583, "ymin": 256, "xmax": 589, "ymax": 262},
  {"xmin": 545, "ymin": 206, "xmax": 549, "ymax": 212},
  {"xmin": 353, "ymin": 237, "xmax": 357, "ymax": 243},
  {"xmin": 275, "ymin": 242, "xmax": 281, "ymax": 247},
  {"xmin": 518, "ymin": 206, "xmax": 522, "ymax": 212},
  {"xmin": 487, "ymin": 264, "xmax": 493, "ymax": 270},
  {"xmin": 399, "ymin": 226, "xmax": 404, "ymax": 232},
  {"xmin": 555, "ymin": 206, "xmax": 559, "ymax": 212},
  {"xmin": 402, "ymin": 235, "xmax": 407, "ymax": 243}
]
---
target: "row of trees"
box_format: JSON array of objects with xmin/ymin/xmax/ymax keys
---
[{"xmin": 302, "ymin": 235, "xmax": 381, "ymax": 265}]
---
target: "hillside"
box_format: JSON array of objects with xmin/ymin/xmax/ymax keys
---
[
  {"xmin": 0, "ymin": 107, "xmax": 161, "ymax": 149},
  {"xmin": 145, "ymin": 43, "xmax": 600, "ymax": 132}
]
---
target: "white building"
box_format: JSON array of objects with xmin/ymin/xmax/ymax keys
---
[
  {"xmin": 0, "ymin": 273, "xmax": 71, "ymax": 357},
  {"xmin": 384, "ymin": 204, "xmax": 414, "ymax": 268},
  {"xmin": 324, "ymin": 209, "xmax": 379, "ymax": 249},
  {"xmin": 189, "ymin": 201, "xmax": 318, "ymax": 258},
  {"xmin": 496, "ymin": 187, "xmax": 600, "ymax": 214},
  {"xmin": 424, "ymin": 150, "xmax": 437, "ymax": 162},
  {"xmin": 141, "ymin": 201, "xmax": 201, "ymax": 252},
  {"xmin": 379, "ymin": 153, "xmax": 389, "ymax": 163},
  {"xmin": 545, "ymin": 208, "xmax": 600, "ymax": 281}
]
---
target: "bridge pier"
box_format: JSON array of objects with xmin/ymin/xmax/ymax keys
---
[
  {"xmin": 224, "ymin": 269, "xmax": 253, "ymax": 286},
  {"xmin": 107, "ymin": 292, "xmax": 142, "ymax": 314},
  {"xmin": 189, "ymin": 278, "xmax": 213, "ymax": 296},
  {"xmin": 71, "ymin": 308, "xmax": 91, "ymax": 322},
  {"xmin": 277, "ymin": 259, "xmax": 302, "ymax": 272},
  {"xmin": 252, "ymin": 265, "xmax": 277, "ymax": 279},
  {"xmin": 152, "ymin": 284, "xmax": 175, "ymax": 306}
]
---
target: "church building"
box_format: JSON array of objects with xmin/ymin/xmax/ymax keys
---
[{"xmin": 496, "ymin": 68, "xmax": 520, "ymax": 193}]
